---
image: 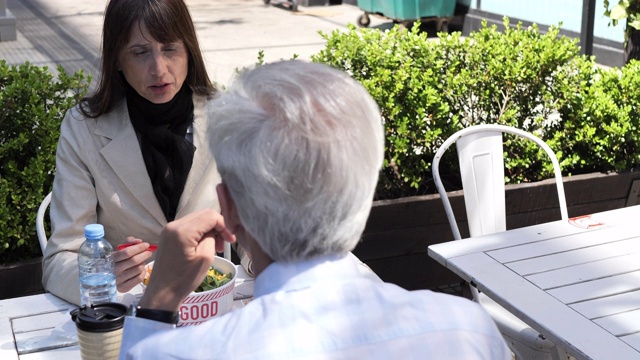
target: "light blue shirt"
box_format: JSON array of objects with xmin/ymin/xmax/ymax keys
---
[{"xmin": 120, "ymin": 253, "xmax": 510, "ymax": 359}]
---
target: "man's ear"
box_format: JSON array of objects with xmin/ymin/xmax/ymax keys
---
[{"xmin": 216, "ymin": 183, "xmax": 240, "ymax": 230}]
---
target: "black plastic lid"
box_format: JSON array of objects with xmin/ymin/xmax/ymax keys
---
[{"xmin": 70, "ymin": 302, "xmax": 127, "ymax": 332}]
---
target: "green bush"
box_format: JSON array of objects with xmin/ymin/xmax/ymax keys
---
[
  {"xmin": 553, "ymin": 60, "xmax": 640, "ymax": 173},
  {"xmin": 311, "ymin": 18, "xmax": 640, "ymax": 200},
  {"xmin": 0, "ymin": 61, "xmax": 90, "ymax": 264}
]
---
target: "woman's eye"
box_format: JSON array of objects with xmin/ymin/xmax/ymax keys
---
[{"xmin": 133, "ymin": 50, "xmax": 148, "ymax": 57}]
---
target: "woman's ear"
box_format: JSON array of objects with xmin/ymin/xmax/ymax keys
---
[{"xmin": 216, "ymin": 183, "xmax": 240, "ymax": 232}]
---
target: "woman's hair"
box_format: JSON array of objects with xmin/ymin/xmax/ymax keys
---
[
  {"xmin": 80, "ymin": 0, "xmax": 215, "ymax": 118},
  {"xmin": 208, "ymin": 60, "xmax": 384, "ymax": 262}
]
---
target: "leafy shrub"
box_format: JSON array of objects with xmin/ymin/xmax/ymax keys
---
[
  {"xmin": 552, "ymin": 60, "xmax": 640, "ymax": 173},
  {"xmin": 312, "ymin": 18, "xmax": 639, "ymax": 200},
  {"xmin": 0, "ymin": 61, "xmax": 90, "ymax": 264},
  {"xmin": 313, "ymin": 21, "xmax": 456, "ymax": 199}
]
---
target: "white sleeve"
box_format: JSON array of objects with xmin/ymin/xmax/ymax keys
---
[{"xmin": 118, "ymin": 316, "xmax": 174, "ymax": 360}]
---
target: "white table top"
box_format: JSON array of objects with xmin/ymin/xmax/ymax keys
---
[
  {"xmin": 0, "ymin": 265, "xmax": 254, "ymax": 360},
  {"xmin": 428, "ymin": 205, "xmax": 640, "ymax": 360}
]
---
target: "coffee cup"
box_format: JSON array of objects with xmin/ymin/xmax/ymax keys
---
[{"xmin": 70, "ymin": 302, "xmax": 128, "ymax": 360}]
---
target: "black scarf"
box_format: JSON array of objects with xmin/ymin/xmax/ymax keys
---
[{"xmin": 126, "ymin": 82, "xmax": 195, "ymax": 221}]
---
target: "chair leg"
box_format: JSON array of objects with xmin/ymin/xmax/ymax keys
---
[
  {"xmin": 460, "ymin": 280, "xmax": 474, "ymax": 300},
  {"xmin": 510, "ymin": 343, "xmax": 572, "ymax": 360},
  {"xmin": 550, "ymin": 346, "xmax": 572, "ymax": 360},
  {"xmin": 510, "ymin": 346, "xmax": 525, "ymax": 360}
]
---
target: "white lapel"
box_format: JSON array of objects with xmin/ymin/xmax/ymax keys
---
[
  {"xmin": 177, "ymin": 95, "xmax": 214, "ymax": 214},
  {"xmin": 96, "ymin": 100, "xmax": 167, "ymax": 225}
]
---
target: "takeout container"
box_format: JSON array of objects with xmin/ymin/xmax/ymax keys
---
[{"xmin": 143, "ymin": 256, "xmax": 236, "ymax": 326}]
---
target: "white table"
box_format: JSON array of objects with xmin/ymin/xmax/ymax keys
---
[
  {"xmin": 428, "ymin": 205, "xmax": 640, "ymax": 360},
  {"xmin": 0, "ymin": 265, "xmax": 254, "ymax": 360}
]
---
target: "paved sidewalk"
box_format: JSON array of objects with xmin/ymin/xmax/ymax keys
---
[{"xmin": 0, "ymin": 0, "xmax": 390, "ymax": 87}]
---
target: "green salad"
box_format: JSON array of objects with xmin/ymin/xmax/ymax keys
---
[
  {"xmin": 143, "ymin": 265, "xmax": 233, "ymax": 292},
  {"xmin": 195, "ymin": 267, "xmax": 233, "ymax": 292}
]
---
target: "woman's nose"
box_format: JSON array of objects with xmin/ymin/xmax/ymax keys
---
[{"xmin": 150, "ymin": 52, "xmax": 167, "ymax": 76}]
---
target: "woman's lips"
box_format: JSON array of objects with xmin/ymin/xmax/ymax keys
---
[{"xmin": 149, "ymin": 83, "xmax": 170, "ymax": 93}]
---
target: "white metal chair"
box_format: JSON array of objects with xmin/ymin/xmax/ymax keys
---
[
  {"xmin": 36, "ymin": 191, "xmax": 232, "ymax": 260},
  {"xmin": 432, "ymin": 124, "xmax": 570, "ymax": 360},
  {"xmin": 36, "ymin": 192, "xmax": 52, "ymax": 255}
]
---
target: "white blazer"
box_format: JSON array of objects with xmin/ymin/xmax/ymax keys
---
[{"xmin": 42, "ymin": 95, "xmax": 221, "ymax": 304}]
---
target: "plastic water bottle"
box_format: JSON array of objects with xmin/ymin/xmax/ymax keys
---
[{"xmin": 78, "ymin": 224, "xmax": 117, "ymax": 305}]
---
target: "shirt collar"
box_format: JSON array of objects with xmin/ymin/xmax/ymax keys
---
[{"xmin": 254, "ymin": 253, "xmax": 363, "ymax": 298}]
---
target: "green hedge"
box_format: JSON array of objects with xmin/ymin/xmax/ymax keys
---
[
  {"xmin": 553, "ymin": 60, "xmax": 640, "ymax": 173},
  {"xmin": 4, "ymin": 18, "xmax": 640, "ymax": 262},
  {"xmin": 312, "ymin": 18, "xmax": 640, "ymax": 200},
  {"xmin": 0, "ymin": 61, "xmax": 90, "ymax": 264}
]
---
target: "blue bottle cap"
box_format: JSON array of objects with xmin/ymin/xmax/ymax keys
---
[{"xmin": 84, "ymin": 224, "xmax": 105, "ymax": 239}]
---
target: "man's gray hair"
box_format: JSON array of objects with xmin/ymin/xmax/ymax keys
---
[{"xmin": 208, "ymin": 60, "xmax": 384, "ymax": 261}]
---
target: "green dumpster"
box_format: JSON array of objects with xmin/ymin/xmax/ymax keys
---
[{"xmin": 356, "ymin": 0, "xmax": 456, "ymax": 30}]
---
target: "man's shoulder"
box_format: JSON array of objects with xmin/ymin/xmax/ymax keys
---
[
  {"xmin": 374, "ymin": 281, "xmax": 474, "ymax": 305},
  {"xmin": 124, "ymin": 285, "xmax": 509, "ymax": 359},
  {"xmin": 376, "ymin": 284, "xmax": 497, "ymax": 330},
  {"xmin": 376, "ymin": 286, "xmax": 509, "ymax": 355},
  {"xmin": 404, "ymin": 287, "xmax": 488, "ymax": 315}
]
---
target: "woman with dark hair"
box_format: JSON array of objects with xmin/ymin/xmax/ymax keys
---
[{"xmin": 42, "ymin": 0, "xmax": 223, "ymax": 305}]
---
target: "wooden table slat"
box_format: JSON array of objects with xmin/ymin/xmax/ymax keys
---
[
  {"xmin": 0, "ymin": 318, "xmax": 19, "ymax": 360},
  {"xmin": 594, "ymin": 308, "xmax": 640, "ymax": 336},
  {"xmin": 487, "ymin": 225, "xmax": 629, "ymax": 264},
  {"xmin": 428, "ymin": 221, "xmax": 590, "ymax": 260},
  {"xmin": 547, "ymin": 271, "xmax": 640, "ymax": 304},
  {"xmin": 507, "ymin": 236, "xmax": 640, "ymax": 275},
  {"xmin": 12, "ymin": 310, "xmax": 71, "ymax": 333},
  {"xmin": 19, "ymin": 345, "xmax": 81, "ymax": 360},
  {"xmin": 15, "ymin": 327, "xmax": 77, "ymax": 355},
  {"xmin": 0, "ymin": 294, "xmax": 72, "ymax": 318},
  {"xmin": 525, "ymin": 251, "xmax": 640, "ymax": 289},
  {"xmin": 570, "ymin": 289, "xmax": 640, "ymax": 319},
  {"xmin": 621, "ymin": 333, "xmax": 640, "ymax": 352}
]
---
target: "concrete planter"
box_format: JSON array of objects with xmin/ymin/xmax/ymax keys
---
[
  {"xmin": 354, "ymin": 171, "xmax": 640, "ymax": 291},
  {"xmin": 0, "ymin": 256, "xmax": 44, "ymax": 300}
]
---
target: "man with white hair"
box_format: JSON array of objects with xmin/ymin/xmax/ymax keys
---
[{"xmin": 120, "ymin": 60, "xmax": 510, "ymax": 359}]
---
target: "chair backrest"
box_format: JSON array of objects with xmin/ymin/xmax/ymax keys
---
[
  {"xmin": 36, "ymin": 192, "xmax": 52, "ymax": 255},
  {"xmin": 432, "ymin": 124, "xmax": 568, "ymax": 240},
  {"xmin": 36, "ymin": 191, "xmax": 232, "ymax": 260}
]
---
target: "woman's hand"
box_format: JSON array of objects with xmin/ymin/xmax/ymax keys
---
[{"xmin": 113, "ymin": 237, "xmax": 154, "ymax": 293}]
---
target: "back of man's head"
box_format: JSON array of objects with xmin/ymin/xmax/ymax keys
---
[{"xmin": 208, "ymin": 60, "xmax": 384, "ymax": 262}]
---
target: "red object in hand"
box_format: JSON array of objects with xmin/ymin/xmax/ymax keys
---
[{"xmin": 117, "ymin": 243, "xmax": 158, "ymax": 252}]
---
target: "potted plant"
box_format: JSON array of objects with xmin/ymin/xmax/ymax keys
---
[
  {"xmin": 604, "ymin": 0, "xmax": 640, "ymax": 62},
  {"xmin": 0, "ymin": 61, "xmax": 90, "ymax": 299}
]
